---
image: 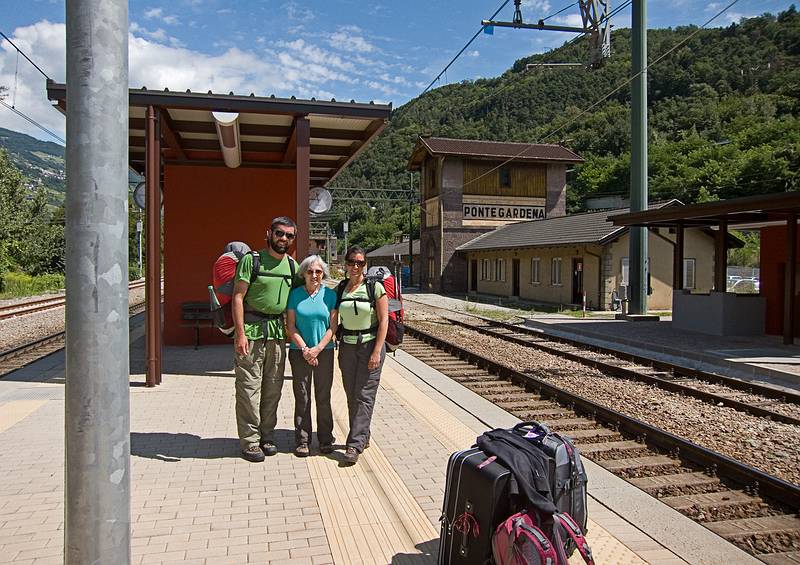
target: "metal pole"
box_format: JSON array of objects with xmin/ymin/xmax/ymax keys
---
[
  {"xmin": 65, "ymin": 0, "xmax": 130, "ymax": 563},
  {"xmin": 784, "ymin": 214, "xmax": 796, "ymax": 345},
  {"xmin": 145, "ymin": 106, "xmax": 162, "ymax": 386},
  {"xmin": 629, "ymin": 0, "xmax": 648, "ymax": 314},
  {"xmin": 137, "ymin": 210, "xmax": 143, "ymax": 279}
]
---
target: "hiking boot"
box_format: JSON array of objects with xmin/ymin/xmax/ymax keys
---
[
  {"xmin": 343, "ymin": 447, "xmax": 359, "ymax": 464},
  {"xmin": 242, "ymin": 445, "xmax": 265, "ymax": 463},
  {"xmin": 260, "ymin": 441, "xmax": 278, "ymax": 457},
  {"xmin": 364, "ymin": 438, "xmax": 370, "ymax": 449},
  {"xmin": 295, "ymin": 443, "xmax": 310, "ymax": 457},
  {"xmin": 319, "ymin": 443, "xmax": 334, "ymax": 455}
]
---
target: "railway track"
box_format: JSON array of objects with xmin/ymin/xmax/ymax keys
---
[
  {"xmin": 403, "ymin": 323, "xmax": 800, "ymax": 564},
  {"xmin": 0, "ymin": 279, "xmax": 146, "ymax": 321},
  {"xmin": 0, "ymin": 302, "xmax": 147, "ymax": 378},
  {"xmin": 445, "ymin": 316, "xmax": 800, "ymax": 427}
]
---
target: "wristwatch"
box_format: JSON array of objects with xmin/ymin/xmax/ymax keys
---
[{"xmin": 301, "ymin": 346, "xmax": 310, "ymax": 353}]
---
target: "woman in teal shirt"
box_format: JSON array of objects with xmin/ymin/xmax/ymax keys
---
[
  {"xmin": 286, "ymin": 255, "xmax": 338, "ymax": 457},
  {"xmin": 336, "ymin": 246, "xmax": 389, "ymax": 464}
]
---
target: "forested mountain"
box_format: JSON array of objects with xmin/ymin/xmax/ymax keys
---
[
  {"xmin": 335, "ymin": 7, "xmax": 799, "ymax": 249},
  {"xmin": 0, "ymin": 127, "xmax": 65, "ymax": 205}
]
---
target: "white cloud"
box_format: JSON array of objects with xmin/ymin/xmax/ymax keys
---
[
  {"xmin": 553, "ymin": 13, "xmax": 584, "ymax": 27},
  {"xmin": 143, "ymin": 7, "xmax": 180, "ymax": 26},
  {"xmin": 0, "ymin": 19, "xmax": 416, "ymax": 142},
  {"xmin": 467, "ymin": 50, "xmax": 480, "ymax": 58},
  {"xmin": 284, "ymin": 1, "xmax": 315, "ymax": 22},
  {"xmin": 328, "ymin": 30, "xmax": 374, "ymax": 53},
  {"xmin": 521, "ymin": 0, "xmax": 552, "ymax": 13}
]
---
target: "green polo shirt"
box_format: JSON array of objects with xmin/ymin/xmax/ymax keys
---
[{"xmin": 235, "ymin": 251, "xmax": 299, "ymax": 340}]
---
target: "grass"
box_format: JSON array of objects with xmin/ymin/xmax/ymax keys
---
[{"xmin": 0, "ymin": 271, "xmax": 64, "ymax": 299}]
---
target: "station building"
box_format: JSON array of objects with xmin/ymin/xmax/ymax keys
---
[
  {"xmin": 407, "ymin": 136, "xmax": 583, "ymax": 293},
  {"xmin": 457, "ymin": 201, "xmax": 738, "ymax": 310}
]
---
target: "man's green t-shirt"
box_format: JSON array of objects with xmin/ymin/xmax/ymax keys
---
[
  {"xmin": 337, "ymin": 281, "xmax": 386, "ymax": 344},
  {"xmin": 235, "ymin": 251, "xmax": 299, "ymax": 340}
]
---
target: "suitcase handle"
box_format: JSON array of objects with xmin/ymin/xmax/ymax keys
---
[{"xmin": 513, "ymin": 421, "xmax": 551, "ymax": 436}]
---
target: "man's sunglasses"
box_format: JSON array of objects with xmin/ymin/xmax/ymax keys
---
[
  {"xmin": 346, "ymin": 260, "xmax": 366, "ymax": 267},
  {"xmin": 273, "ymin": 229, "xmax": 296, "ymax": 240}
]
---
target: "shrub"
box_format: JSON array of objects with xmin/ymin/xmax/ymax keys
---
[{"xmin": 0, "ymin": 271, "xmax": 65, "ymax": 298}]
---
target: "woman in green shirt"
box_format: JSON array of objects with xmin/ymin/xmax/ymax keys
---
[{"xmin": 336, "ymin": 246, "xmax": 389, "ymax": 464}]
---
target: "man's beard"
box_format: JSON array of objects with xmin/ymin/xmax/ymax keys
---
[{"xmin": 269, "ymin": 236, "xmax": 290, "ymax": 254}]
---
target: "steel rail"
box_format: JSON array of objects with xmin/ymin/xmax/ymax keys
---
[
  {"xmin": 446, "ymin": 317, "xmax": 800, "ymax": 427},
  {"xmin": 0, "ymin": 280, "xmax": 146, "ymax": 320},
  {"xmin": 405, "ymin": 322, "xmax": 800, "ymax": 510}
]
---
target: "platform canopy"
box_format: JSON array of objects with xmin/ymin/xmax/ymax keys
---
[
  {"xmin": 609, "ymin": 191, "xmax": 800, "ymax": 228},
  {"xmin": 46, "ymin": 80, "xmax": 391, "ymax": 185}
]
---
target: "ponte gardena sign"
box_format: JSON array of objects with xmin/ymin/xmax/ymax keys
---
[{"xmin": 463, "ymin": 204, "xmax": 545, "ymax": 221}]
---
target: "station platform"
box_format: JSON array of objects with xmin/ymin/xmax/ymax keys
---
[
  {"xmin": 408, "ymin": 293, "xmax": 800, "ymax": 393},
  {"xmin": 0, "ymin": 319, "xmax": 759, "ymax": 564}
]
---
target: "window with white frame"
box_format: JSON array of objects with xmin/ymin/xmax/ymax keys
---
[
  {"xmin": 551, "ymin": 257, "xmax": 562, "ymax": 285},
  {"xmin": 531, "ymin": 257, "xmax": 541, "ymax": 284},
  {"xmin": 683, "ymin": 258, "xmax": 696, "ymax": 289},
  {"xmin": 496, "ymin": 258, "xmax": 505, "ymax": 282},
  {"xmin": 621, "ymin": 257, "xmax": 629, "ymax": 287},
  {"xmin": 481, "ymin": 258, "xmax": 490, "ymax": 280}
]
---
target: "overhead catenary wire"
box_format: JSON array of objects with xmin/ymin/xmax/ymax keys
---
[
  {"xmin": 461, "ymin": 0, "xmax": 743, "ymax": 189},
  {"xmin": 0, "ymin": 100, "xmax": 65, "ymax": 144},
  {"xmin": 0, "ymin": 30, "xmax": 52, "ymax": 80},
  {"xmin": 421, "ymin": 0, "xmax": 514, "ymax": 96}
]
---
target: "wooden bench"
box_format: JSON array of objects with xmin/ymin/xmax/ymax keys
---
[{"xmin": 181, "ymin": 301, "xmax": 214, "ymax": 349}]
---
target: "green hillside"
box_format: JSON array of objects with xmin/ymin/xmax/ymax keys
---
[
  {"xmin": 0, "ymin": 127, "xmax": 65, "ymax": 205},
  {"xmin": 334, "ymin": 7, "xmax": 799, "ymax": 249}
]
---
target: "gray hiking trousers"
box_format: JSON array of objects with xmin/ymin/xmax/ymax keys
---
[
  {"xmin": 338, "ymin": 341, "xmax": 385, "ymax": 452},
  {"xmin": 233, "ymin": 339, "xmax": 286, "ymax": 450}
]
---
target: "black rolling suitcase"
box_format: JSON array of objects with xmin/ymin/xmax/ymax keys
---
[{"xmin": 439, "ymin": 447, "xmax": 513, "ymax": 564}]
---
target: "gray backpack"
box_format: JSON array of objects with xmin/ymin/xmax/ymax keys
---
[{"xmin": 513, "ymin": 422, "xmax": 588, "ymax": 539}]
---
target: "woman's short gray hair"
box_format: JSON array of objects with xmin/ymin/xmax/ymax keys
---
[{"xmin": 298, "ymin": 255, "xmax": 329, "ymax": 279}]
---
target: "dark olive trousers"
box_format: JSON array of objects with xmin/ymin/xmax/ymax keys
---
[
  {"xmin": 288, "ymin": 348, "xmax": 335, "ymax": 447},
  {"xmin": 337, "ymin": 341, "xmax": 385, "ymax": 452}
]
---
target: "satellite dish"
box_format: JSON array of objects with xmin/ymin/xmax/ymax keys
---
[
  {"xmin": 132, "ymin": 181, "xmax": 163, "ymax": 210},
  {"xmin": 309, "ymin": 187, "xmax": 333, "ymax": 214}
]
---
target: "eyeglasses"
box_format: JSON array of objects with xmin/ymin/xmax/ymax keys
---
[
  {"xmin": 307, "ymin": 269, "xmax": 324, "ymax": 275},
  {"xmin": 273, "ymin": 229, "xmax": 296, "ymax": 240},
  {"xmin": 346, "ymin": 260, "xmax": 366, "ymax": 267}
]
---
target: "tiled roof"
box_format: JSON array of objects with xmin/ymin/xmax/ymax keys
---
[
  {"xmin": 456, "ymin": 201, "xmax": 681, "ymax": 252},
  {"xmin": 367, "ymin": 240, "xmax": 420, "ymax": 258},
  {"xmin": 410, "ymin": 136, "xmax": 583, "ymax": 166}
]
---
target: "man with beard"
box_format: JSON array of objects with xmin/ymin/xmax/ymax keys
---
[{"xmin": 231, "ymin": 217, "xmax": 300, "ymax": 462}]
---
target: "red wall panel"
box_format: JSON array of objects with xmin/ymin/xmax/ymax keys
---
[
  {"xmin": 163, "ymin": 165, "xmax": 297, "ymax": 345},
  {"xmin": 760, "ymin": 225, "xmax": 800, "ymax": 336}
]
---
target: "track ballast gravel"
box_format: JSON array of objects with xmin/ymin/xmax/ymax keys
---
[
  {"xmin": 412, "ymin": 319, "xmax": 800, "ymax": 486},
  {"xmin": 0, "ymin": 287, "xmax": 146, "ymax": 352}
]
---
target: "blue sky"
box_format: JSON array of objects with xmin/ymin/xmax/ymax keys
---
[{"xmin": 0, "ymin": 0, "xmax": 794, "ymax": 142}]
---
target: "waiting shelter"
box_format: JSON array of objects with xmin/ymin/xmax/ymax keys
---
[
  {"xmin": 611, "ymin": 192, "xmax": 800, "ymax": 344},
  {"xmin": 46, "ymin": 80, "xmax": 391, "ymax": 385}
]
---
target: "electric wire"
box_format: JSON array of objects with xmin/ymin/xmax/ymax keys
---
[
  {"xmin": 0, "ymin": 100, "xmax": 65, "ymax": 144},
  {"xmin": 0, "ymin": 31, "xmax": 52, "ymax": 80},
  {"xmin": 541, "ymin": 2, "xmax": 578, "ymax": 23},
  {"xmin": 421, "ymin": 0, "xmax": 514, "ymax": 96},
  {"xmin": 461, "ymin": 0, "xmax": 743, "ymax": 189}
]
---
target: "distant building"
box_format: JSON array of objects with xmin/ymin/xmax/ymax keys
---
[
  {"xmin": 408, "ymin": 136, "xmax": 583, "ymax": 293},
  {"xmin": 366, "ymin": 239, "xmax": 420, "ymax": 287},
  {"xmin": 457, "ymin": 201, "xmax": 742, "ymax": 311}
]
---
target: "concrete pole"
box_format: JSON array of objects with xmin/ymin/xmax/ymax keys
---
[
  {"xmin": 64, "ymin": 0, "xmax": 131, "ymax": 563},
  {"xmin": 629, "ymin": 0, "xmax": 649, "ymax": 314}
]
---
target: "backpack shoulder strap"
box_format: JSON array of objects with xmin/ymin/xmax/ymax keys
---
[
  {"xmin": 366, "ymin": 280, "xmax": 376, "ymax": 306},
  {"xmin": 335, "ymin": 280, "xmax": 348, "ymax": 308},
  {"xmin": 288, "ymin": 256, "xmax": 297, "ymax": 278},
  {"xmin": 248, "ymin": 251, "xmax": 260, "ymax": 285}
]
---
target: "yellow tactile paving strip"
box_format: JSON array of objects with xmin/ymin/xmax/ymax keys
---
[
  {"xmin": 380, "ymin": 361, "xmax": 647, "ymax": 565},
  {"xmin": 0, "ymin": 399, "xmax": 48, "ymax": 433},
  {"xmin": 307, "ymin": 359, "xmax": 438, "ymax": 565}
]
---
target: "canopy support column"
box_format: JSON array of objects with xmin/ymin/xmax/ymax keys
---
[
  {"xmin": 295, "ymin": 116, "xmax": 310, "ymax": 258},
  {"xmin": 145, "ymin": 105, "xmax": 162, "ymax": 386},
  {"xmin": 785, "ymin": 213, "xmax": 797, "ymax": 345},
  {"xmin": 714, "ymin": 219, "xmax": 728, "ymax": 292},
  {"xmin": 673, "ymin": 223, "xmax": 684, "ymax": 289}
]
